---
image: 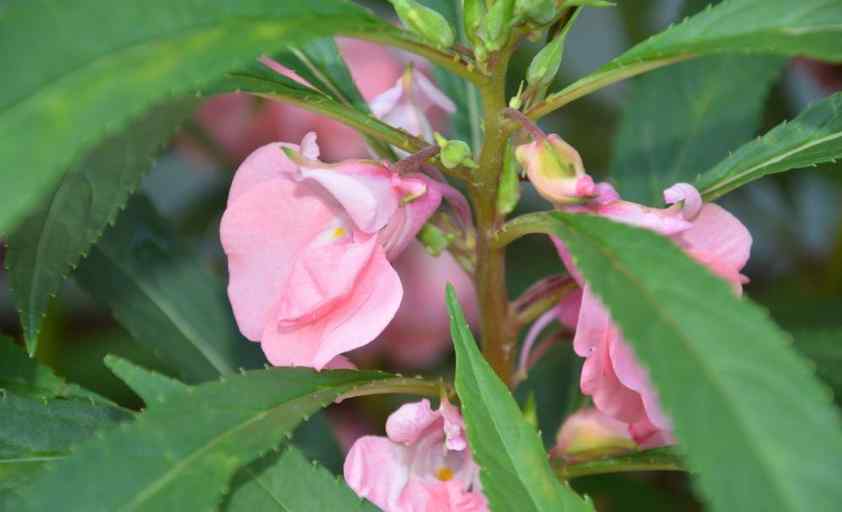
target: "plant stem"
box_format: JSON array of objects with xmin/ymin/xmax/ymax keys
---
[{"xmin": 554, "ymin": 448, "xmax": 686, "ymax": 480}]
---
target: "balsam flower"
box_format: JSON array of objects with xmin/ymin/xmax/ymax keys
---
[
  {"xmin": 552, "ymin": 407, "xmax": 636, "ymax": 461},
  {"xmin": 515, "ymin": 133, "xmax": 595, "ymax": 205},
  {"xmin": 344, "ymin": 399, "xmax": 487, "ymax": 512},
  {"xmin": 556, "ymin": 183, "xmax": 752, "ymax": 447},
  {"xmin": 220, "ymin": 133, "xmax": 442, "ymax": 369}
]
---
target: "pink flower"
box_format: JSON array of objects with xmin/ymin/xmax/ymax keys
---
[
  {"xmin": 344, "ymin": 399, "xmax": 487, "ymax": 512},
  {"xmin": 219, "ymin": 134, "xmax": 442, "ymax": 369},
  {"xmin": 552, "ymin": 407, "xmax": 636, "ymax": 461},
  {"xmin": 515, "ymin": 134, "xmax": 595, "ymax": 205},
  {"xmin": 556, "ymin": 183, "xmax": 752, "ymax": 447}
]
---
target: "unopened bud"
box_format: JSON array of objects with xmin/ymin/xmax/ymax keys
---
[
  {"xmin": 515, "ymin": 133, "xmax": 594, "ymax": 204},
  {"xmin": 390, "ymin": 0, "xmax": 455, "ymax": 48},
  {"xmin": 497, "ymin": 141, "xmax": 521, "ymax": 215},
  {"xmin": 434, "ymin": 133, "xmax": 477, "ymax": 169},
  {"xmin": 552, "ymin": 408, "xmax": 636, "ymax": 461},
  {"xmin": 515, "ymin": 0, "xmax": 557, "ymax": 24},
  {"xmin": 462, "ymin": 0, "xmax": 484, "ymax": 49},
  {"xmin": 480, "ymin": 0, "xmax": 516, "ymax": 51},
  {"xmin": 526, "ymin": 33, "xmax": 566, "ymax": 87}
]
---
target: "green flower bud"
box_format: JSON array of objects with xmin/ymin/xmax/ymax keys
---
[
  {"xmin": 526, "ymin": 32, "xmax": 565, "ymax": 87},
  {"xmin": 497, "ymin": 141, "xmax": 521, "ymax": 215},
  {"xmin": 390, "ymin": 0, "xmax": 455, "ymax": 48},
  {"xmin": 435, "ymin": 133, "xmax": 477, "ymax": 169},
  {"xmin": 480, "ymin": 0, "xmax": 515, "ymax": 51},
  {"xmin": 515, "ymin": 0, "xmax": 557, "ymax": 25},
  {"xmin": 462, "ymin": 0, "xmax": 484, "ymax": 48}
]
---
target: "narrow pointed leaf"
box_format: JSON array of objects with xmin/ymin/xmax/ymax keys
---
[
  {"xmin": 447, "ymin": 287, "xmax": 594, "ymax": 512},
  {"xmin": 697, "ymin": 91, "xmax": 842, "ymax": 200},
  {"xmin": 507, "ymin": 211, "xmax": 842, "ymax": 512},
  {"xmin": 104, "ymin": 355, "xmax": 188, "ymax": 406}
]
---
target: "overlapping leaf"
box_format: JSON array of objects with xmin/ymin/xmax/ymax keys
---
[{"xmin": 447, "ymin": 287, "xmax": 594, "ymax": 512}]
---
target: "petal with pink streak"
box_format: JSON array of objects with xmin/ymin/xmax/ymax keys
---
[
  {"xmin": 220, "ymin": 177, "xmax": 337, "ymax": 341},
  {"xmin": 676, "ymin": 203, "xmax": 752, "ymax": 272},
  {"xmin": 380, "ymin": 175, "xmax": 443, "ymax": 260},
  {"xmin": 557, "ymin": 288, "xmax": 582, "ymax": 330},
  {"xmin": 260, "ymin": 244, "xmax": 402, "ymax": 369},
  {"xmin": 608, "ymin": 338, "xmax": 673, "ymax": 431},
  {"xmin": 345, "ymin": 436, "xmax": 410, "ymax": 511},
  {"xmin": 226, "ymin": 142, "xmax": 300, "ymax": 203},
  {"xmin": 386, "ymin": 399, "xmax": 440, "ymax": 445}
]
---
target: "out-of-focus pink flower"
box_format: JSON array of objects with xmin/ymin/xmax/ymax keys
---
[
  {"xmin": 371, "ymin": 68, "xmax": 456, "ymax": 145},
  {"xmin": 515, "ymin": 134, "xmax": 595, "ymax": 205},
  {"xmin": 219, "ymin": 134, "xmax": 442, "ymax": 369},
  {"xmin": 552, "ymin": 408, "xmax": 636, "ymax": 461},
  {"xmin": 344, "ymin": 399, "xmax": 487, "ymax": 512},
  {"xmin": 375, "ymin": 240, "xmax": 478, "ymax": 368},
  {"xmin": 555, "ymin": 182, "xmax": 752, "ymax": 447}
]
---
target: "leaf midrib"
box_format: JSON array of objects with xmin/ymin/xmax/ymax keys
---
[{"xmin": 556, "ymin": 213, "xmax": 800, "ymax": 512}]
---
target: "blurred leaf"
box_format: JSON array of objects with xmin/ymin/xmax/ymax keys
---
[
  {"xmin": 698, "ymin": 91, "xmax": 842, "ymax": 200},
  {"xmin": 104, "ymin": 355, "xmax": 188, "ymax": 406},
  {"xmin": 224, "ymin": 445, "xmax": 377, "ymax": 512},
  {"xmin": 793, "ymin": 329, "xmax": 842, "ymax": 404},
  {"xmin": 74, "ymin": 196, "xmax": 263, "ymax": 383},
  {"xmin": 513, "ymin": 211, "xmax": 842, "ymax": 511},
  {"xmin": 0, "ymin": 0, "xmax": 399, "ymax": 235},
  {"xmin": 279, "ymin": 38, "xmax": 368, "ymax": 111},
  {"xmin": 5, "ymin": 100, "xmax": 197, "ymax": 355},
  {"xmin": 17, "ymin": 368, "xmax": 403, "ymax": 512},
  {"xmin": 611, "ymin": 56, "xmax": 783, "ymax": 204},
  {"xmin": 572, "ymin": 473, "xmax": 696, "ymax": 511},
  {"xmin": 531, "ymin": 0, "xmax": 842, "ymax": 119},
  {"xmin": 447, "ymin": 286, "xmax": 594, "ymax": 512}
]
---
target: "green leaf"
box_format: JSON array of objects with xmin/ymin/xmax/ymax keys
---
[
  {"xmin": 0, "ymin": 336, "xmax": 97, "ymax": 400},
  {"xmin": 793, "ymin": 329, "xmax": 842, "ymax": 404},
  {"xmin": 17, "ymin": 369, "xmax": 410, "ymax": 511},
  {"xmin": 510, "ymin": 211, "xmax": 842, "ymax": 512},
  {"xmin": 697, "ymin": 91, "xmax": 842, "ymax": 200},
  {"xmin": 447, "ymin": 286, "xmax": 594, "ymax": 512},
  {"xmin": 5, "ymin": 100, "xmax": 198, "ymax": 355},
  {"xmin": 73, "ymin": 196, "xmax": 263, "ymax": 383},
  {"xmin": 529, "ymin": 0, "xmax": 842, "ymax": 119},
  {"xmin": 104, "ymin": 355, "xmax": 188, "ymax": 406},
  {"xmin": 0, "ymin": 0, "xmax": 398, "ymax": 235},
  {"xmin": 224, "ymin": 445, "xmax": 377, "ymax": 512},
  {"xmin": 611, "ymin": 56, "xmax": 784, "ymax": 205}
]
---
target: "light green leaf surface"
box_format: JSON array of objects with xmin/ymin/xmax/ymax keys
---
[
  {"xmin": 104, "ymin": 355, "xmax": 189, "ymax": 407},
  {"xmin": 697, "ymin": 91, "xmax": 842, "ymax": 200},
  {"xmin": 5, "ymin": 100, "xmax": 198, "ymax": 355},
  {"xmin": 447, "ymin": 287, "xmax": 594, "ymax": 512},
  {"xmin": 505, "ymin": 211, "xmax": 842, "ymax": 512},
  {"xmin": 0, "ymin": 0, "xmax": 398, "ymax": 235},
  {"xmin": 793, "ymin": 329, "xmax": 842, "ymax": 404}
]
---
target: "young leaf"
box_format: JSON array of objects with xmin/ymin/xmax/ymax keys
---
[
  {"xmin": 17, "ymin": 368, "xmax": 406, "ymax": 512},
  {"xmin": 510, "ymin": 211, "xmax": 842, "ymax": 512},
  {"xmin": 611, "ymin": 56, "xmax": 784, "ymax": 205},
  {"xmin": 104, "ymin": 355, "xmax": 188, "ymax": 406},
  {"xmin": 0, "ymin": 0, "xmax": 398, "ymax": 235},
  {"xmin": 697, "ymin": 91, "xmax": 842, "ymax": 200},
  {"xmin": 224, "ymin": 445, "xmax": 378, "ymax": 512},
  {"xmin": 447, "ymin": 286, "xmax": 594, "ymax": 512},
  {"xmin": 529, "ymin": 0, "xmax": 842, "ymax": 119},
  {"xmin": 5, "ymin": 100, "xmax": 198, "ymax": 356},
  {"xmin": 73, "ymin": 196, "xmax": 263, "ymax": 383}
]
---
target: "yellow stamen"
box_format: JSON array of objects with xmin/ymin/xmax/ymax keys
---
[
  {"xmin": 332, "ymin": 227, "xmax": 347, "ymax": 239},
  {"xmin": 435, "ymin": 467, "xmax": 454, "ymax": 481}
]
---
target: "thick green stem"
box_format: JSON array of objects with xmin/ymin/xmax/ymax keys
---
[{"xmin": 554, "ymin": 448, "xmax": 686, "ymax": 480}]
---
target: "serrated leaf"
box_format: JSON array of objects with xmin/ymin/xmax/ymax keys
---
[
  {"xmin": 17, "ymin": 368, "xmax": 400, "ymax": 512},
  {"xmin": 104, "ymin": 355, "xmax": 188, "ymax": 407},
  {"xmin": 793, "ymin": 329, "xmax": 842, "ymax": 405},
  {"xmin": 5, "ymin": 100, "xmax": 198, "ymax": 356},
  {"xmin": 697, "ymin": 91, "xmax": 842, "ymax": 200},
  {"xmin": 0, "ymin": 0, "xmax": 400, "ymax": 235},
  {"xmin": 447, "ymin": 286, "xmax": 594, "ymax": 512},
  {"xmin": 73, "ymin": 196, "xmax": 263, "ymax": 383},
  {"xmin": 224, "ymin": 445, "xmax": 378, "ymax": 512},
  {"xmin": 521, "ymin": 211, "xmax": 842, "ymax": 512},
  {"xmin": 531, "ymin": 0, "xmax": 842, "ymax": 118},
  {"xmin": 611, "ymin": 56, "xmax": 783, "ymax": 205},
  {"xmin": 0, "ymin": 336, "xmax": 98, "ymax": 400}
]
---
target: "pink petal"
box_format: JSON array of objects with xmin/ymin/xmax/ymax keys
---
[
  {"xmin": 675, "ymin": 203, "xmax": 752, "ymax": 272},
  {"xmin": 259, "ymin": 55, "xmax": 317, "ymax": 89},
  {"xmin": 413, "ymin": 70, "xmax": 456, "ymax": 113},
  {"xmin": 551, "ymin": 236, "xmax": 585, "ymax": 286},
  {"xmin": 260, "ymin": 244, "xmax": 402, "ymax": 369},
  {"xmin": 220, "ymin": 177, "xmax": 338, "ymax": 341},
  {"xmin": 663, "ymin": 182, "xmax": 702, "ymax": 220},
  {"xmin": 338, "ymin": 38, "xmax": 404, "ymax": 102},
  {"xmin": 345, "ymin": 436, "xmax": 410, "ymax": 511},
  {"xmin": 324, "ymin": 355, "xmax": 357, "ymax": 370},
  {"xmin": 226, "ymin": 142, "xmax": 301, "ymax": 203},
  {"xmin": 592, "ymin": 200, "xmax": 692, "ymax": 236},
  {"xmin": 554, "ymin": 407, "xmax": 634, "ymax": 458},
  {"xmin": 439, "ymin": 398, "xmax": 468, "ymax": 451},
  {"xmin": 386, "ymin": 399, "xmax": 440, "ymax": 445},
  {"xmin": 379, "ymin": 174, "xmax": 443, "ymax": 260},
  {"xmin": 557, "ymin": 287, "xmax": 583, "ymax": 330}
]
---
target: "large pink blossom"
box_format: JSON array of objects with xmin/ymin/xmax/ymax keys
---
[
  {"xmin": 555, "ymin": 183, "xmax": 752, "ymax": 447},
  {"xmin": 219, "ymin": 133, "xmax": 442, "ymax": 369},
  {"xmin": 344, "ymin": 399, "xmax": 487, "ymax": 512}
]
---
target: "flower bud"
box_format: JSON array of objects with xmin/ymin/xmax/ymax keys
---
[
  {"xmin": 496, "ymin": 140, "xmax": 521, "ymax": 215},
  {"xmin": 553, "ymin": 408, "xmax": 636, "ymax": 461},
  {"xmin": 526, "ymin": 32, "xmax": 565, "ymax": 88},
  {"xmin": 515, "ymin": 0, "xmax": 557, "ymax": 25},
  {"xmin": 434, "ymin": 133, "xmax": 476, "ymax": 169},
  {"xmin": 390, "ymin": 0, "xmax": 455, "ymax": 48},
  {"xmin": 462, "ymin": 0, "xmax": 484, "ymax": 49},
  {"xmin": 480, "ymin": 0, "xmax": 515, "ymax": 51},
  {"xmin": 515, "ymin": 134, "xmax": 595, "ymax": 204}
]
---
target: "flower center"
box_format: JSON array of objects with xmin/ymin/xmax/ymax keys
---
[{"xmin": 435, "ymin": 467, "xmax": 454, "ymax": 481}]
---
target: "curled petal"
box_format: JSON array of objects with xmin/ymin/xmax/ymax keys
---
[
  {"xmin": 676, "ymin": 203, "xmax": 752, "ymax": 273},
  {"xmin": 663, "ymin": 182, "xmax": 702, "ymax": 220},
  {"xmin": 379, "ymin": 174, "xmax": 443, "ymax": 260},
  {"xmin": 386, "ymin": 399, "xmax": 440, "ymax": 445}
]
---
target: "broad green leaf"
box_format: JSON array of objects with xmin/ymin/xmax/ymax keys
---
[
  {"xmin": 697, "ymin": 91, "xmax": 842, "ymax": 200},
  {"xmin": 0, "ymin": 0, "xmax": 399, "ymax": 235},
  {"xmin": 529, "ymin": 0, "xmax": 842, "ymax": 119},
  {"xmin": 0, "ymin": 336, "xmax": 101, "ymax": 400},
  {"xmin": 17, "ymin": 369, "xmax": 409, "ymax": 512},
  {"xmin": 5, "ymin": 100, "xmax": 198, "ymax": 355},
  {"xmin": 511, "ymin": 211, "xmax": 842, "ymax": 512},
  {"xmin": 793, "ymin": 329, "xmax": 842, "ymax": 404},
  {"xmin": 224, "ymin": 445, "xmax": 377, "ymax": 512},
  {"xmin": 611, "ymin": 56, "xmax": 783, "ymax": 204},
  {"xmin": 73, "ymin": 196, "xmax": 263, "ymax": 383},
  {"xmin": 447, "ymin": 287, "xmax": 594, "ymax": 512},
  {"xmin": 104, "ymin": 355, "xmax": 188, "ymax": 406}
]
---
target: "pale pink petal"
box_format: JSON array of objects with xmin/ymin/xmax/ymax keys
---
[
  {"xmin": 675, "ymin": 203, "xmax": 752, "ymax": 272},
  {"xmin": 663, "ymin": 182, "xmax": 702, "ymax": 219},
  {"xmin": 551, "ymin": 236, "xmax": 585, "ymax": 286},
  {"xmin": 557, "ymin": 288, "xmax": 582, "ymax": 330},
  {"xmin": 439, "ymin": 398, "xmax": 468, "ymax": 451},
  {"xmin": 260, "ymin": 245, "xmax": 402, "ymax": 369},
  {"xmin": 345, "ymin": 436, "xmax": 410, "ymax": 511},
  {"xmin": 338, "ymin": 38, "xmax": 405, "ymax": 102},
  {"xmin": 414, "ymin": 70, "xmax": 456, "ymax": 113},
  {"xmin": 324, "ymin": 355, "xmax": 357, "ymax": 370},
  {"xmin": 554, "ymin": 408, "xmax": 635, "ymax": 459},
  {"xmin": 220, "ymin": 177, "xmax": 337, "ymax": 340},
  {"xmin": 379, "ymin": 174, "xmax": 443, "ymax": 260},
  {"xmin": 518, "ymin": 305, "xmax": 561, "ymax": 379},
  {"xmin": 592, "ymin": 200, "xmax": 692, "ymax": 236},
  {"xmin": 259, "ymin": 55, "xmax": 317, "ymax": 89},
  {"xmin": 370, "ymin": 82, "xmax": 405, "ymax": 119},
  {"xmin": 629, "ymin": 418, "xmax": 676, "ymax": 449},
  {"xmin": 386, "ymin": 399, "xmax": 440, "ymax": 445},
  {"xmin": 226, "ymin": 142, "xmax": 300, "ymax": 203},
  {"xmin": 608, "ymin": 337, "xmax": 649, "ymax": 394}
]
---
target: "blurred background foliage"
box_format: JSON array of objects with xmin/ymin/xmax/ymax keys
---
[{"xmin": 1, "ymin": 0, "xmax": 839, "ymax": 509}]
